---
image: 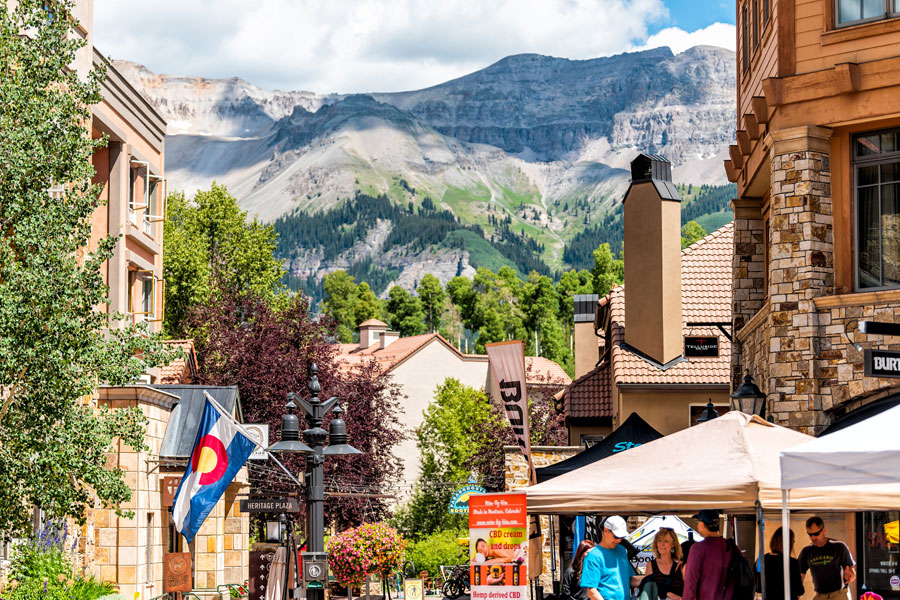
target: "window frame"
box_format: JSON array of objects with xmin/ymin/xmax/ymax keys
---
[
  {"xmin": 834, "ymin": 0, "xmax": 899, "ymax": 28},
  {"xmin": 742, "ymin": 3, "xmax": 750, "ymax": 73},
  {"xmin": 852, "ymin": 128, "xmax": 900, "ymax": 292}
]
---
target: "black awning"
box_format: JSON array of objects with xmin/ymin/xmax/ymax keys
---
[
  {"xmin": 819, "ymin": 393, "xmax": 900, "ymax": 437},
  {"xmin": 535, "ymin": 412, "xmax": 663, "ymax": 483}
]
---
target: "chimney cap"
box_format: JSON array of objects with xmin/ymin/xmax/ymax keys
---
[
  {"xmin": 625, "ymin": 153, "xmax": 681, "ymax": 202},
  {"xmin": 574, "ymin": 294, "xmax": 599, "ymax": 323},
  {"xmin": 359, "ymin": 318, "xmax": 388, "ymax": 329}
]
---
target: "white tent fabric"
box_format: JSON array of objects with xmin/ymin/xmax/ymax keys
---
[{"xmin": 780, "ymin": 402, "xmax": 900, "ymax": 489}]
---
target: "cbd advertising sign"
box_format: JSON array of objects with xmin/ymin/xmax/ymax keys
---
[{"xmin": 469, "ymin": 492, "xmax": 528, "ymax": 600}]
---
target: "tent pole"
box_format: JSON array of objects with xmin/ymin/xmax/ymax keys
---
[
  {"xmin": 782, "ymin": 489, "xmax": 791, "ymax": 600},
  {"xmin": 757, "ymin": 501, "xmax": 766, "ymax": 600}
]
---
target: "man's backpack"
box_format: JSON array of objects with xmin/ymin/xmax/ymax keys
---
[{"xmin": 724, "ymin": 539, "xmax": 756, "ymax": 600}]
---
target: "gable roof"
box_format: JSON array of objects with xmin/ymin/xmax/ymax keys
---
[
  {"xmin": 564, "ymin": 362, "xmax": 612, "ymax": 418},
  {"xmin": 159, "ymin": 339, "xmax": 198, "ymax": 384},
  {"xmin": 605, "ymin": 222, "xmax": 733, "ymax": 386},
  {"xmin": 525, "ymin": 356, "xmax": 573, "ymax": 386}
]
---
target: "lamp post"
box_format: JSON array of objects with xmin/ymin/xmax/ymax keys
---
[
  {"xmin": 730, "ymin": 371, "xmax": 767, "ymax": 419},
  {"xmin": 696, "ymin": 399, "xmax": 719, "ymax": 423},
  {"xmin": 268, "ymin": 363, "xmax": 361, "ymax": 600}
]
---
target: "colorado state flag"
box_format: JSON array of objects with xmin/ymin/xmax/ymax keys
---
[{"xmin": 173, "ymin": 396, "xmax": 256, "ymax": 542}]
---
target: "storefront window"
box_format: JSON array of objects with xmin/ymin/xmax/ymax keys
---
[
  {"xmin": 837, "ymin": 0, "xmax": 898, "ymax": 26},
  {"xmin": 857, "ymin": 511, "xmax": 900, "ymax": 597},
  {"xmin": 854, "ymin": 129, "xmax": 900, "ymax": 290}
]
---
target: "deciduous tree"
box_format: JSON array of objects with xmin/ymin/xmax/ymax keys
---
[{"xmin": 0, "ymin": 0, "xmax": 175, "ymax": 537}]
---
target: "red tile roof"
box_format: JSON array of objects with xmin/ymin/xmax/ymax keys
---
[
  {"xmin": 565, "ymin": 363, "xmax": 612, "ymax": 418},
  {"xmin": 359, "ymin": 318, "xmax": 388, "ymax": 328},
  {"xmin": 159, "ymin": 339, "xmax": 198, "ymax": 384}
]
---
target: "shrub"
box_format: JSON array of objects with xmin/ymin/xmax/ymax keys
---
[
  {"xmin": 9, "ymin": 522, "xmax": 74, "ymax": 583},
  {"xmin": 405, "ymin": 529, "xmax": 466, "ymax": 578}
]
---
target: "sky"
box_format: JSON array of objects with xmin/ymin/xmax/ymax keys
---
[{"xmin": 93, "ymin": 0, "xmax": 736, "ymax": 95}]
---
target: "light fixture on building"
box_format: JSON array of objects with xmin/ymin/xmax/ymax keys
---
[
  {"xmin": 730, "ymin": 371, "xmax": 767, "ymax": 419},
  {"xmin": 696, "ymin": 399, "xmax": 719, "ymax": 424}
]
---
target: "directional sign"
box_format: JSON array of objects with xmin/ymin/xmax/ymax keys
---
[
  {"xmin": 865, "ymin": 349, "xmax": 900, "ymax": 378},
  {"xmin": 240, "ymin": 498, "xmax": 301, "ymax": 513}
]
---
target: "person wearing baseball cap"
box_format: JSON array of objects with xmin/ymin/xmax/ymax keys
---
[
  {"xmin": 580, "ymin": 516, "xmax": 636, "ymax": 600},
  {"xmin": 683, "ymin": 510, "xmax": 741, "ymax": 600}
]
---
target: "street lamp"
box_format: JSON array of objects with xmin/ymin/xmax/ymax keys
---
[
  {"xmin": 696, "ymin": 399, "xmax": 719, "ymax": 423},
  {"xmin": 730, "ymin": 371, "xmax": 767, "ymax": 419},
  {"xmin": 267, "ymin": 363, "xmax": 361, "ymax": 600}
]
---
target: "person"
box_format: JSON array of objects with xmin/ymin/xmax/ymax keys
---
[
  {"xmin": 798, "ymin": 516, "xmax": 856, "ymax": 600},
  {"xmin": 683, "ymin": 509, "xmax": 741, "ymax": 600},
  {"xmin": 562, "ymin": 540, "xmax": 596, "ymax": 600},
  {"xmin": 580, "ymin": 516, "xmax": 635, "ymax": 600},
  {"xmin": 765, "ymin": 527, "xmax": 804, "ymax": 600},
  {"xmin": 474, "ymin": 537, "xmax": 517, "ymax": 564},
  {"xmin": 640, "ymin": 528, "xmax": 685, "ymax": 600}
]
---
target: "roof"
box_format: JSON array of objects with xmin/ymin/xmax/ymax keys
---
[
  {"xmin": 154, "ymin": 385, "xmax": 241, "ymax": 459},
  {"xmin": 335, "ymin": 333, "xmax": 571, "ymax": 385},
  {"xmin": 359, "ymin": 318, "xmax": 388, "ymax": 328},
  {"xmin": 605, "ymin": 222, "xmax": 733, "ymax": 386},
  {"xmin": 158, "ymin": 340, "xmax": 198, "ymax": 384},
  {"xmin": 525, "ymin": 356, "xmax": 572, "ymax": 386},
  {"xmin": 564, "ymin": 363, "xmax": 612, "ymax": 418}
]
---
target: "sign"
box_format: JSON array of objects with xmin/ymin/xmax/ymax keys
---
[
  {"xmin": 403, "ymin": 578, "xmax": 425, "ymax": 600},
  {"xmin": 486, "ymin": 341, "xmax": 533, "ymax": 482},
  {"xmin": 865, "ymin": 349, "xmax": 900, "ymax": 378},
  {"xmin": 164, "ymin": 553, "xmax": 192, "ymax": 592},
  {"xmin": 161, "ymin": 476, "xmax": 179, "ymax": 507},
  {"xmin": 469, "ymin": 493, "xmax": 527, "ymax": 600},
  {"xmin": 449, "ymin": 484, "xmax": 487, "ymax": 514},
  {"xmin": 244, "ymin": 423, "xmax": 269, "ymax": 460},
  {"xmin": 240, "ymin": 498, "xmax": 301, "ymax": 513},
  {"xmin": 249, "ymin": 550, "xmax": 278, "ymax": 600},
  {"xmin": 684, "ymin": 336, "xmax": 719, "ymax": 357}
]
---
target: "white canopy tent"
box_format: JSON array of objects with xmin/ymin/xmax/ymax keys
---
[{"xmin": 778, "ymin": 402, "xmax": 900, "ymax": 600}]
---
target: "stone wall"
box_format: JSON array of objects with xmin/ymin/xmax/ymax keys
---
[
  {"xmin": 731, "ymin": 200, "xmax": 766, "ymax": 390},
  {"xmin": 504, "ymin": 446, "xmax": 580, "ymax": 592}
]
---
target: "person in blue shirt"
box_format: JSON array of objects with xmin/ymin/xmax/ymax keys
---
[{"xmin": 581, "ymin": 516, "xmax": 635, "ymax": 600}]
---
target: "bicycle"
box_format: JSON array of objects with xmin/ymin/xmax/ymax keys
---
[{"xmin": 440, "ymin": 563, "xmax": 470, "ymax": 599}]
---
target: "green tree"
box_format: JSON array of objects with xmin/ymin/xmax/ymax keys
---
[
  {"xmin": 386, "ymin": 286, "xmax": 426, "ymax": 337},
  {"xmin": 591, "ymin": 243, "xmax": 624, "ymax": 297},
  {"xmin": 417, "ymin": 274, "xmax": 445, "ymax": 333},
  {"xmin": 471, "ymin": 268, "xmax": 526, "ymax": 352},
  {"xmin": 522, "ymin": 272, "xmax": 568, "ymax": 365},
  {"xmin": 556, "ymin": 269, "xmax": 594, "ymax": 326},
  {"xmin": 393, "ymin": 379, "xmax": 503, "ymax": 540},
  {"xmin": 354, "ymin": 281, "xmax": 382, "ymax": 326},
  {"xmin": 163, "ymin": 184, "xmax": 284, "ymax": 337},
  {"xmin": 322, "ymin": 270, "xmax": 359, "ymax": 343},
  {"xmin": 681, "ymin": 220, "xmax": 707, "ymax": 248},
  {"xmin": 0, "ymin": 0, "xmax": 176, "ymax": 537}
]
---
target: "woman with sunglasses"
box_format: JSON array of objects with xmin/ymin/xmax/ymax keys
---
[{"xmin": 639, "ymin": 528, "xmax": 684, "ymax": 600}]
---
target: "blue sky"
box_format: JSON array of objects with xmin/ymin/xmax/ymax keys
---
[{"xmin": 94, "ymin": 0, "xmax": 737, "ymax": 94}]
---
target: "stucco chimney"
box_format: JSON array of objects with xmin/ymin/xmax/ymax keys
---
[
  {"xmin": 358, "ymin": 319, "xmax": 388, "ymax": 349},
  {"xmin": 380, "ymin": 330, "xmax": 400, "ymax": 349},
  {"xmin": 573, "ymin": 294, "xmax": 599, "ymax": 378},
  {"xmin": 623, "ymin": 154, "xmax": 683, "ymax": 366}
]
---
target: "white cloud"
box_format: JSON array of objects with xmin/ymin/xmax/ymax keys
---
[
  {"xmin": 91, "ymin": 0, "xmax": 731, "ymax": 94},
  {"xmin": 637, "ymin": 22, "xmax": 736, "ymax": 54}
]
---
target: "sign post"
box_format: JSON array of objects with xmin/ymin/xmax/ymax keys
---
[{"xmin": 469, "ymin": 493, "xmax": 528, "ymax": 600}]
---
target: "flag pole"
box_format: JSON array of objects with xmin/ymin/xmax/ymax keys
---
[{"xmin": 203, "ymin": 391, "xmax": 305, "ymax": 490}]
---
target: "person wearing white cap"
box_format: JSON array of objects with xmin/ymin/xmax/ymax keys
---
[{"xmin": 580, "ymin": 516, "xmax": 635, "ymax": 600}]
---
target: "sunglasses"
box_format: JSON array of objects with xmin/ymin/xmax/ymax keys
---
[{"xmin": 808, "ymin": 528, "xmax": 824, "ymax": 538}]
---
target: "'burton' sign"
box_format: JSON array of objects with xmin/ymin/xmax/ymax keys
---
[{"xmin": 864, "ymin": 349, "xmax": 900, "ymax": 379}]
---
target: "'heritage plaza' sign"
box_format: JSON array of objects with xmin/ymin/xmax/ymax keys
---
[
  {"xmin": 239, "ymin": 498, "xmax": 301, "ymax": 513},
  {"xmin": 864, "ymin": 349, "xmax": 900, "ymax": 379}
]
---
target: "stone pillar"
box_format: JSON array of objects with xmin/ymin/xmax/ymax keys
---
[
  {"xmin": 766, "ymin": 126, "xmax": 833, "ymax": 432},
  {"xmin": 731, "ymin": 198, "xmax": 766, "ymax": 388}
]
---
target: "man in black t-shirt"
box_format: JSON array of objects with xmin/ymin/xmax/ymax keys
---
[{"xmin": 798, "ymin": 516, "xmax": 856, "ymax": 600}]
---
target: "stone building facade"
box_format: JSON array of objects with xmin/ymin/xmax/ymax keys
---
[{"xmin": 727, "ymin": 0, "xmax": 900, "ymax": 433}]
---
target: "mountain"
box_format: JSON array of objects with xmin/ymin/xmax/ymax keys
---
[{"xmin": 114, "ymin": 46, "xmax": 736, "ymax": 298}]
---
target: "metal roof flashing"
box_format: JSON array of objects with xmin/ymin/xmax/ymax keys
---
[{"xmin": 623, "ymin": 153, "xmax": 682, "ymax": 203}]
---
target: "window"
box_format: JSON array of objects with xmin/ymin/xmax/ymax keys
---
[
  {"xmin": 764, "ymin": 0, "xmax": 770, "ymax": 24},
  {"xmin": 128, "ymin": 270, "xmax": 156, "ymax": 320},
  {"xmin": 752, "ymin": 0, "xmax": 759, "ymax": 49},
  {"xmin": 742, "ymin": 4, "xmax": 749, "ymax": 73},
  {"xmin": 580, "ymin": 434, "xmax": 605, "ymax": 448},
  {"xmin": 836, "ymin": 0, "xmax": 898, "ymax": 27},
  {"xmin": 144, "ymin": 176, "xmax": 165, "ymax": 235},
  {"xmin": 854, "ymin": 129, "xmax": 900, "ymax": 290}
]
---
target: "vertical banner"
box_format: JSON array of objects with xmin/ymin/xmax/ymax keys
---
[
  {"xmin": 486, "ymin": 341, "xmax": 533, "ymax": 482},
  {"xmin": 470, "ymin": 493, "xmax": 528, "ymax": 600}
]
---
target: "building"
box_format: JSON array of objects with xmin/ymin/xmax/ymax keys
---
[
  {"xmin": 564, "ymin": 155, "xmax": 734, "ymax": 441},
  {"xmin": 726, "ymin": 0, "xmax": 900, "ymax": 433},
  {"xmin": 726, "ymin": 2, "xmax": 900, "ymax": 596},
  {"xmin": 335, "ymin": 319, "xmax": 571, "ymax": 491}
]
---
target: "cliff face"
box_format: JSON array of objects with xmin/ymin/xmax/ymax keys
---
[{"xmin": 115, "ymin": 46, "xmax": 735, "ymax": 290}]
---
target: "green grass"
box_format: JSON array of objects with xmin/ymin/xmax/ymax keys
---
[{"xmin": 440, "ymin": 230, "xmax": 522, "ymax": 276}]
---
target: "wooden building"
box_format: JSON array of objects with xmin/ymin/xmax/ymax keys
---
[{"xmin": 727, "ymin": 0, "xmax": 900, "ymax": 431}]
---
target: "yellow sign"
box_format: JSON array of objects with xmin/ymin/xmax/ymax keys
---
[
  {"xmin": 404, "ymin": 578, "xmax": 424, "ymax": 600},
  {"xmin": 885, "ymin": 520, "xmax": 899, "ymax": 544}
]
